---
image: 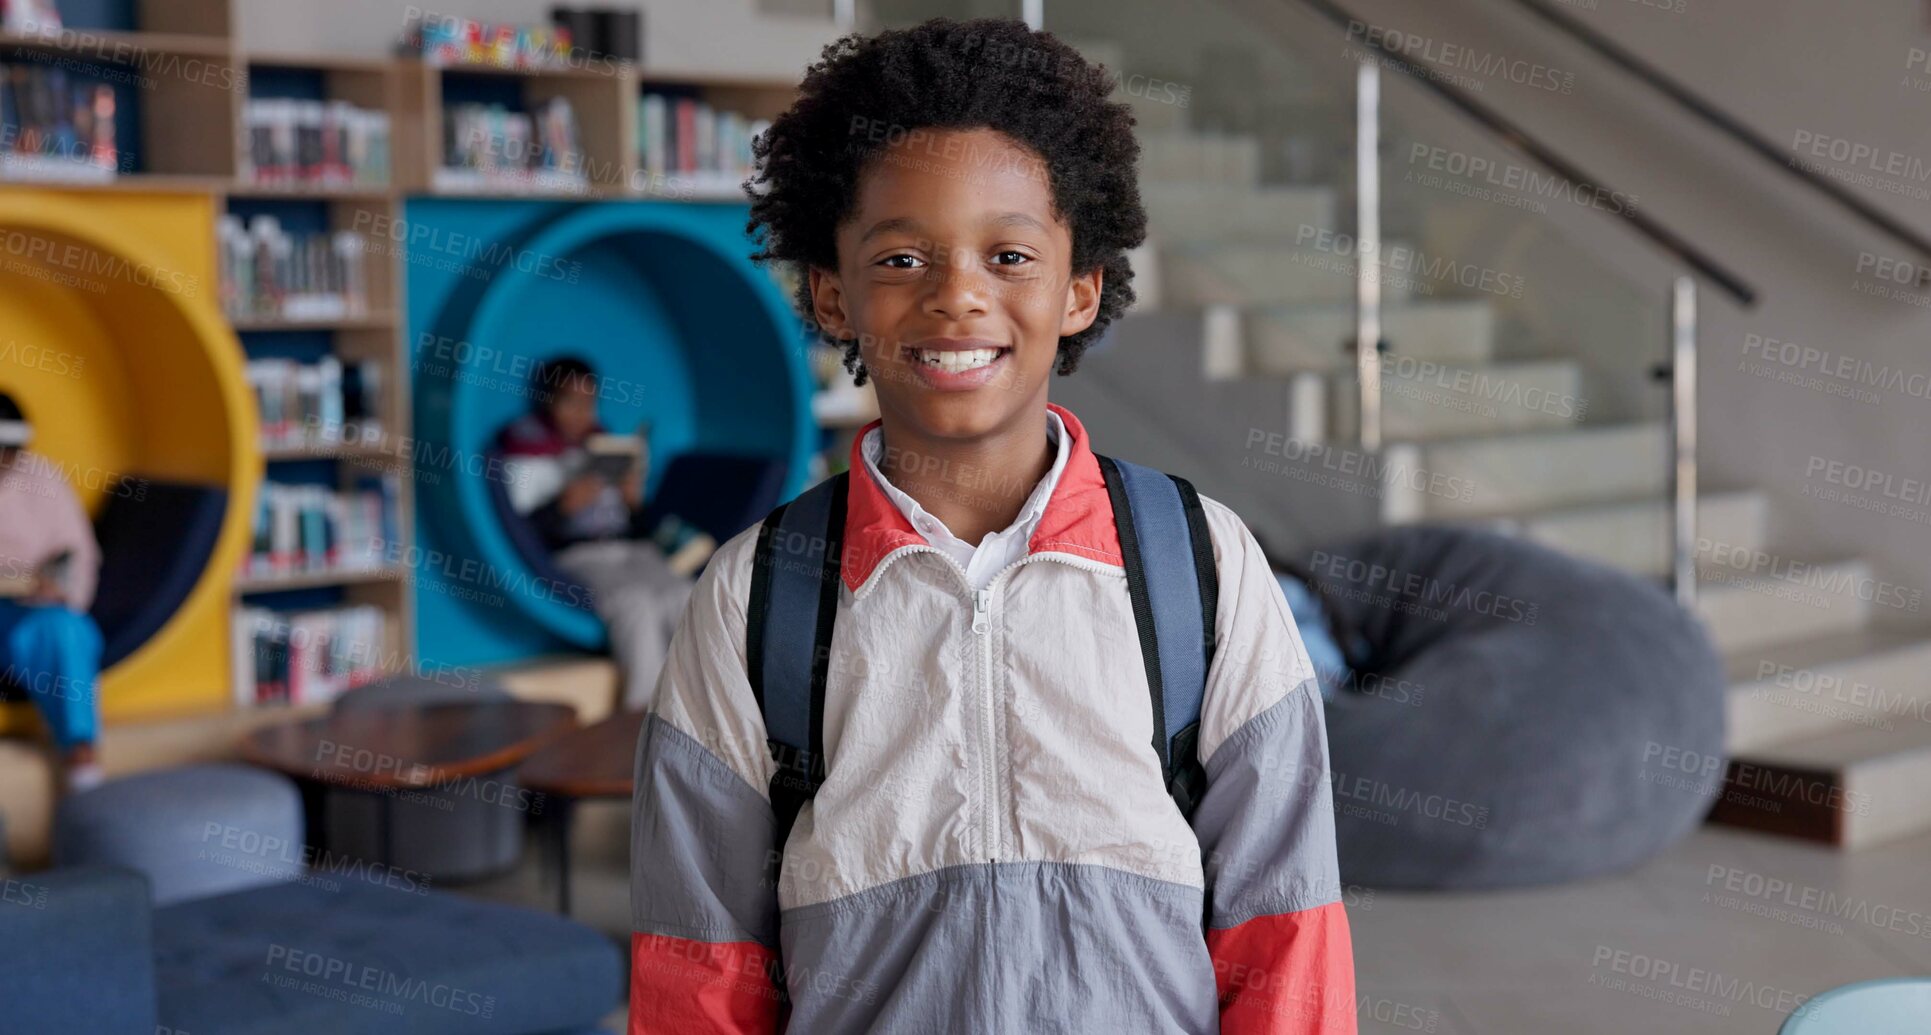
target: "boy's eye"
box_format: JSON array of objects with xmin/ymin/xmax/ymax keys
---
[
  {"xmin": 990, "ymin": 251, "xmax": 1033, "ymax": 266},
  {"xmin": 879, "ymin": 254, "xmax": 926, "ymax": 270}
]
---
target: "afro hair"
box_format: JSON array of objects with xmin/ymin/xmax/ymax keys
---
[{"xmin": 744, "ymin": 17, "xmax": 1146, "ymax": 386}]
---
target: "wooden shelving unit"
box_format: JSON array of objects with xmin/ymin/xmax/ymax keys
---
[
  {"xmin": 228, "ymin": 313, "xmax": 398, "ymax": 332},
  {"xmin": 0, "ymin": 0, "xmax": 417, "ymax": 710},
  {"xmin": 0, "ymin": 0, "xmax": 873, "ymax": 711},
  {"xmin": 233, "ymin": 566, "xmax": 406, "ymax": 595},
  {"xmin": 226, "ymin": 42, "xmax": 417, "ymax": 690},
  {"xmin": 0, "ymin": 28, "xmax": 231, "ymax": 58}
]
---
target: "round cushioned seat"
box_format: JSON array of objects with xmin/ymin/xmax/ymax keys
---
[
  {"xmin": 1303, "ymin": 526, "xmax": 1726, "ymax": 889},
  {"xmin": 54, "ymin": 763, "xmax": 303, "ymax": 906},
  {"xmin": 1779, "ymin": 978, "xmax": 1931, "ymax": 1034}
]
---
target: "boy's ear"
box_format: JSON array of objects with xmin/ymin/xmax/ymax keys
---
[
  {"xmin": 808, "ymin": 266, "xmax": 852, "ymax": 342},
  {"xmin": 1059, "ymin": 266, "xmax": 1103, "ymax": 339}
]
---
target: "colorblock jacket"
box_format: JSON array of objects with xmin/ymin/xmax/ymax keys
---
[{"xmin": 629, "ymin": 403, "xmax": 1356, "ymax": 1033}]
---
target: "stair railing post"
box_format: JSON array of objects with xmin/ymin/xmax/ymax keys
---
[
  {"xmin": 1670, "ymin": 275, "xmax": 1698, "ymax": 607},
  {"xmin": 1355, "ymin": 61, "xmax": 1383, "ymax": 452}
]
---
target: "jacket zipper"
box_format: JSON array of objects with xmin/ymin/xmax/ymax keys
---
[
  {"xmin": 860, "ymin": 547, "xmax": 1125, "ymax": 866},
  {"xmin": 973, "ymin": 586, "xmax": 997, "ymax": 862}
]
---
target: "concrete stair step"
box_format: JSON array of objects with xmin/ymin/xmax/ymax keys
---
[
  {"xmin": 1142, "ymin": 183, "xmax": 1334, "ymax": 242},
  {"xmin": 1380, "ymin": 423, "xmax": 1667, "ymax": 523},
  {"xmin": 1156, "ymin": 239, "xmax": 1420, "ymax": 308},
  {"xmin": 1138, "ymin": 130, "xmax": 1261, "ymax": 186},
  {"xmin": 1723, "ymin": 628, "xmax": 1931, "ymax": 754},
  {"xmin": 1708, "ymin": 715, "xmax": 1931, "ymax": 850},
  {"xmin": 1331, "ymin": 359, "xmax": 1585, "ymax": 441},
  {"xmin": 1189, "ymin": 298, "xmax": 1495, "ymax": 384},
  {"xmin": 1485, "ymin": 490, "xmax": 1768, "ymax": 577},
  {"xmin": 1694, "ymin": 557, "xmax": 1874, "ymax": 656}
]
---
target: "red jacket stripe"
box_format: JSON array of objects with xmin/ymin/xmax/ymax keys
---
[{"xmin": 1206, "ymin": 901, "xmax": 1358, "ymax": 1035}]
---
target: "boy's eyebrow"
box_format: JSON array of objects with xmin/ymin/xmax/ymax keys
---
[
  {"xmin": 857, "ymin": 217, "xmax": 925, "ymax": 244},
  {"xmin": 986, "ymin": 212, "xmax": 1051, "ymax": 234},
  {"xmin": 857, "ymin": 212, "xmax": 1053, "ymax": 244}
]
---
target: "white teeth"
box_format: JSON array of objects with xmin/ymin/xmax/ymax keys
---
[{"xmin": 912, "ymin": 347, "xmax": 1002, "ymax": 373}]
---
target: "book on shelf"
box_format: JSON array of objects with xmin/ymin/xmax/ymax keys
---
[
  {"xmin": 0, "ymin": 61, "xmax": 121, "ymax": 182},
  {"xmin": 244, "ymin": 474, "xmax": 398, "ymax": 579},
  {"xmin": 1, "ymin": 0, "xmax": 61, "ymax": 34},
  {"xmin": 440, "ymin": 97, "xmax": 587, "ymax": 191},
  {"xmin": 231, "ymin": 603, "xmax": 389, "ymax": 707},
  {"xmin": 636, "ymin": 92, "xmax": 767, "ymax": 196},
  {"xmin": 218, "ymin": 214, "xmax": 369, "ymax": 321},
  {"xmin": 241, "ymin": 98, "xmax": 392, "ymax": 188},
  {"xmin": 248, "ymin": 356, "xmax": 385, "ymax": 451}
]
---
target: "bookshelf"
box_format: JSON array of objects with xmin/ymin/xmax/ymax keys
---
[
  {"xmin": 229, "ymin": 47, "xmax": 415, "ymax": 706},
  {"xmin": 0, "ymin": 0, "xmax": 870, "ymax": 713},
  {"xmin": 398, "ymin": 59, "xmax": 632, "ymax": 196}
]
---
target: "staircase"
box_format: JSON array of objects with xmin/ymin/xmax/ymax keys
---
[{"xmin": 1064, "ymin": 68, "xmax": 1931, "ymax": 851}]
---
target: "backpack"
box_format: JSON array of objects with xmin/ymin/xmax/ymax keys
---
[{"xmin": 744, "ymin": 454, "xmax": 1220, "ymax": 854}]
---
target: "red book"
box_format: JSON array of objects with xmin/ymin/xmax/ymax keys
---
[{"xmin": 676, "ymin": 98, "xmax": 695, "ymax": 175}]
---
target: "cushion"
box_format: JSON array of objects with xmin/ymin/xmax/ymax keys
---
[
  {"xmin": 0, "ymin": 865, "xmax": 158, "ymax": 1033},
  {"xmin": 154, "ymin": 877, "xmax": 624, "ymax": 1035},
  {"xmin": 91, "ymin": 481, "xmax": 227, "ymax": 668},
  {"xmin": 635, "ymin": 451, "xmax": 787, "ymax": 548},
  {"xmin": 1302, "ymin": 526, "xmax": 1727, "ymax": 889},
  {"xmin": 55, "ymin": 763, "xmax": 304, "ymax": 906}
]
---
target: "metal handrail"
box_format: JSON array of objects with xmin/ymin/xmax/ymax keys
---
[
  {"xmin": 1285, "ymin": 0, "xmax": 1756, "ymax": 306},
  {"xmin": 1507, "ymin": 0, "xmax": 1931, "ymax": 264},
  {"xmin": 1668, "ymin": 277, "xmax": 1698, "ymax": 605},
  {"xmin": 1353, "ymin": 63, "xmax": 1384, "ymax": 453}
]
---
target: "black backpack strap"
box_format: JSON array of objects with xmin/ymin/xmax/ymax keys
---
[
  {"xmin": 1096, "ymin": 454, "xmax": 1219, "ymax": 819},
  {"xmin": 745, "ymin": 471, "xmax": 848, "ymax": 853}
]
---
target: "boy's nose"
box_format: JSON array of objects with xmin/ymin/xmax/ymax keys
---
[{"xmin": 922, "ymin": 248, "xmax": 992, "ymax": 321}]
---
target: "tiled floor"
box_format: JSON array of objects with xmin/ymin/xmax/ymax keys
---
[{"xmin": 465, "ymin": 803, "xmax": 1931, "ymax": 1034}]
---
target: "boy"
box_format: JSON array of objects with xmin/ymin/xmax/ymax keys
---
[
  {"xmin": 629, "ymin": 18, "xmax": 1354, "ymax": 1033},
  {"xmin": 497, "ymin": 357, "xmax": 711, "ymax": 709}
]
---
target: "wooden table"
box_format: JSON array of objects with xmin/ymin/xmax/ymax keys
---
[
  {"xmin": 241, "ymin": 700, "xmax": 580, "ymax": 866},
  {"xmin": 516, "ymin": 709, "xmax": 645, "ymax": 913}
]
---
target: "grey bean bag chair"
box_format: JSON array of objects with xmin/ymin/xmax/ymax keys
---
[{"xmin": 1296, "ymin": 526, "xmax": 1725, "ymax": 889}]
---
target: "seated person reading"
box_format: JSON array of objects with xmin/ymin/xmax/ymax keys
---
[
  {"xmin": 0, "ymin": 392, "xmax": 104, "ymax": 791},
  {"xmin": 496, "ymin": 357, "xmax": 713, "ymax": 710}
]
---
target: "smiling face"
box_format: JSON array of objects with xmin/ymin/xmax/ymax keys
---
[{"xmin": 809, "ymin": 127, "xmax": 1102, "ymax": 443}]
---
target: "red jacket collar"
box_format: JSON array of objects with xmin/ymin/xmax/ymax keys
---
[{"xmin": 841, "ymin": 402, "xmax": 1122, "ymax": 594}]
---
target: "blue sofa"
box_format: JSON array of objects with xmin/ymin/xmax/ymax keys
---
[{"xmin": 4, "ymin": 764, "xmax": 624, "ymax": 1034}]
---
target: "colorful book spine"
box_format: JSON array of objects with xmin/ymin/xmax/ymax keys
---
[{"xmin": 232, "ymin": 604, "xmax": 389, "ymax": 707}]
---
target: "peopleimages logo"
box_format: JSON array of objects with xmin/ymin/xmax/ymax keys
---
[
  {"xmin": 1293, "ymin": 225, "xmax": 1528, "ymax": 299},
  {"xmin": 0, "ymin": 228, "xmax": 200, "ymax": 297},
  {"xmin": 351, "ymin": 211, "xmax": 582, "ymax": 283},
  {"xmin": 264, "ymin": 945, "xmax": 497, "ymax": 1018},
  {"xmin": 1344, "ymin": 20, "xmax": 1576, "ymax": 94},
  {"xmin": 1407, "ymin": 143, "xmax": 1638, "ymax": 216}
]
